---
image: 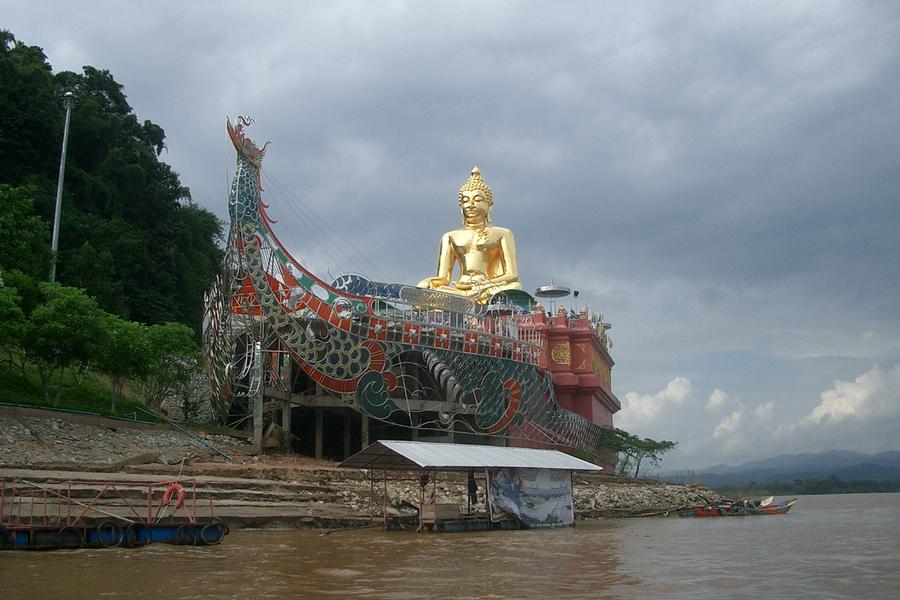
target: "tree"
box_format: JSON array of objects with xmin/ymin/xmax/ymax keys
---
[
  {"xmin": 599, "ymin": 428, "xmax": 678, "ymax": 477},
  {"xmin": 0, "ymin": 184, "xmax": 51, "ymax": 279},
  {"xmin": 0, "ymin": 275, "xmax": 26, "ymax": 370},
  {"xmin": 1, "ymin": 268, "xmax": 44, "ymax": 316},
  {"xmin": 22, "ymin": 283, "xmax": 106, "ymax": 405},
  {"xmin": 630, "ymin": 437, "xmax": 678, "ymax": 478},
  {"xmin": 0, "ymin": 31, "xmax": 61, "ymax": 189},
  {"xmin": 141, "ymin": 322, "xmax": 200, "ymax": 410},
  {"xmin": 2, "ymin": 30, "xmax": 223, "ymax": 333},
  {"xmin": 95, "ymin": 315, "xmax": 151, "ymax": 412}
]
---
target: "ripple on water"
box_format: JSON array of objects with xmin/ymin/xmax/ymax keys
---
[
  {"xmin": 2, "ymin": 494, "xmax": 898, "ymax": 600},
  {"xmin": 315, "ymin": 568, "xmax": 366, "ymax": 578}
]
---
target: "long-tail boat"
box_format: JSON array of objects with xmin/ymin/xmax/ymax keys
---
[{"xmin": 679, "ymin": 497, "xmax": 798, "ymax": 517}]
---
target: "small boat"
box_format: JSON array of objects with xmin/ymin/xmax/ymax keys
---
[
  {"xmin": 752, "ymin": 498, "xmax": 797, "ymax": 515},
  {"xmin": 679, "ymin": 497, "xmax": 797, "ymax": 517}
]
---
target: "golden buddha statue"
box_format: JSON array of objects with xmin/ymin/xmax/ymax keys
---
[{"xmin": 417, "ymin": 167, "xmax": 523, "ymax": 303}]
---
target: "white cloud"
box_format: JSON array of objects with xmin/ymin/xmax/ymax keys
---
[
  {"xmin": 754, "ymin": 402, "xmax": 775, "ymax": 420},
  {"xmin": 713, "ymin": 409, "xmax": 743, "ymax": 438},
  {"xmin": 706, "ymin": 389, "xmax": 729, "ymax": 411},
  {"xmin": 619, "ymin": 376, "xmax": 693, "ymax": 423},
  {"xmin": 621, "ymin": 363, "xmax": 900, "ymax": 471},
  {"xmin": 803, "ymin": 365, "xmax": 900, "ymax": 424},
  {"xmin": 3, "ymin": 1, "xmax": 899, "ymax": 470}
]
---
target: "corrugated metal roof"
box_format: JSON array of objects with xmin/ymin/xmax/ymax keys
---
[{"xmin": 338, "ymin": 440, "xmax": 603, "ymax": 472}]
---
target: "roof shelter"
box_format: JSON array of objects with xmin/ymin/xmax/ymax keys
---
[
  {"xmin": 339, "ymin": 441, "xmax": 602, "ymax": 532},
  {"xmin": 339, "ymin": 440, "xmax": 603, "ymax": 472}
]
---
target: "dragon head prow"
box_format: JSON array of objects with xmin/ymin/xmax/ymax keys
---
[{"xmin": 227, "ymin": 116, "xmax": 270, "ymax": 167}]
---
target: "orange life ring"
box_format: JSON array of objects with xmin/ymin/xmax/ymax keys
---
[{"xmin": 162, "ymin": 483, "xmax": 186, "ymax": 509}]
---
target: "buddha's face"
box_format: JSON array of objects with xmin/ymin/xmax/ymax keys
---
[{"xmin": 459, "ymin": 190, "xmax": 492, "ymax": 226}]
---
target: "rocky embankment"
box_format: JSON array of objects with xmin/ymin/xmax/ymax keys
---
[
  {"xmin": 0, "ymin": 412, "xmax": 252, "ymax": 468},
  {"xmin": 0, "ymin": 409, "xmax": 719, "ymax": 529}
]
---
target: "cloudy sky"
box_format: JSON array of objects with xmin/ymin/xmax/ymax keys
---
[{"xmin": 5, "ymin": 1, "xmax": 899, "ymax": 470}]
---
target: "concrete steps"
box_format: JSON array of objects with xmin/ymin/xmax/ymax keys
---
[{"xmin": 0, "ymin": 465, "xmax": 377, "ymax": 531}]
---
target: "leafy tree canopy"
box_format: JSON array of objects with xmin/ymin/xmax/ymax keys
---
[
  {"xmin": 600, "ymin": 427, "xmax": 678, "ymax": 477},
  {"xmin": 0, "ymin": 29, "xmax": 223, "ymax": 333},
  {"xmin": 23, "ymin": 282, "xmax": 107, "ymax": 405},
  {"xmin": 95, "ymin": 314, "xmax": 151, "ymax": 412},
  {"xmin": 0, "ymin": 284, "xmax": 25, "ymax": 347},
  {"xmin": 1, "ymin": 268, "xmax": 45, "ymax": 316},
  {"xmin": 0, "ymin": 185, "xmax": 50, "ymax": 279},
  {"xmin": 142, "ymin": 322, "xmax": 201, "ymax": 409}
]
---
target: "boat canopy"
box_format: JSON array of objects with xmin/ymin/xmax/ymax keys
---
[{"xmin": 338, "ymin": 440, "xmax": 603, "ymax": 472}]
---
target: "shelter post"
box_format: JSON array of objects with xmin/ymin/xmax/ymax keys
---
[
  {"xmin": 361, "ymin": 415, "xmax": 369, "ymax": 447},
  {"xmin": 315, "ymin": 408, "xmax": 323, "ymax": 459},
  {"xmin": 252, "ymin": 342, "xmax": 263, "ymax": 453},
  {"xmin": 369, "ymin": 471, "xmax": 376, "ymax": 524},
  {"xmin": 343, "ymin": 414, "xmax": 352, "ymax": 459}
]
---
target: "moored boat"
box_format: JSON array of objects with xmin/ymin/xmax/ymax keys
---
[{"xmin": 679, "ymin": 497, "xmax": 797, "ymax": 517}]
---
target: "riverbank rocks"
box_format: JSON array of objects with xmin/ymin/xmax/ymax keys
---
[
  {"xmin": 573, "ymin": 480, "xmax": 719, "ymax": 515},
  {"xmin": 0, "ymin": 414, "xmax": 250, "ymax": 467}
]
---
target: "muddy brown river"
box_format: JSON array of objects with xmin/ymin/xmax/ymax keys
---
[{"xmin": 2, "ymin": 493, "xmax": 898, "ymax": 599}]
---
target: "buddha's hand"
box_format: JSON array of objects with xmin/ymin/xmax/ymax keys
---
[
  {"xmin": 457, "ymin": 274, "xmax": 487, "ymax": 290},
  {"xmin": 417, "ymin": 277, "xmax": 447, "ymax": 289}
]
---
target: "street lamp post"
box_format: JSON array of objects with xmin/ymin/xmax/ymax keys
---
[{"xmin": 49, "ymin": 91, "xmax": 76, "ymax": 283}]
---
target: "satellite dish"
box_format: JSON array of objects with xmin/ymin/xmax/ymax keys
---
[{"xmin": 534, "ymin": 284, "xmax": 571, "ymax": 299}]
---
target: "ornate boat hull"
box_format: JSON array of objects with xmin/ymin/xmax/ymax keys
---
[{"xmin": 203, "ymin": 118, "xmax": 611, "ymax": 457}]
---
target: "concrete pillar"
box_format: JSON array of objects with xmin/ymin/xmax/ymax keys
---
[
  {"xmin": 361, "ymin": 414, "xmax": 370, "ymax": 447},
  {"xmin": 281, "ymin": 351, "xmax": 292, "ymax": 390},
  {"xmin": 280, "ymin": 352, "xmax": 293, "ymax": 452},
  {"xmin": 253, "ymin": 342, "xmax": 264, "ymax": 454},
  {"xmin": 315, "ymin": 408, "xmax": 324, "ymax": 460},
  {"xmin": 281, "ymin": 399, "xmax": 292, "ymax": 454},
  {"xmin": 343, "ymin": 414, "xmax": 352, "ymax": 459}
]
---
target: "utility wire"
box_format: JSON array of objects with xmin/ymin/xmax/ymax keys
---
[{"xmin": 260, "ymin": 168, "xmax": 394, "ymax": 282}]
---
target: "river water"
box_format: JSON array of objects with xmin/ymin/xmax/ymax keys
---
[{"xmin": 2, "ymin": 493, "xmax": 898, "ymax": 599}]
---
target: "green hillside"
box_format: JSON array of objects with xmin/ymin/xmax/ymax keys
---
[
  {"xmin": 0, "ymin": 29, "xmax": 222, "ymax": 330},
  {"xmin": 1, "ymin": 29, "xmax": 217, "ymax": 421}
]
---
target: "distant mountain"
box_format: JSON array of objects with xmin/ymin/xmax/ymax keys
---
[{"xmin": 662, "ymin": 450, "xmax": 900, "ymax": 487}]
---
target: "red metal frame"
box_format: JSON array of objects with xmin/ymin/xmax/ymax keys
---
[{"xmin": 0, "ymin": 478, "xmax": 216, "ymax": 531}]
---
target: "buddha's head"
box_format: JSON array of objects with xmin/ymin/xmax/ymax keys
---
[{"xmin": 458, "ymin": 166, "xmax": 493, "ymax": 227}]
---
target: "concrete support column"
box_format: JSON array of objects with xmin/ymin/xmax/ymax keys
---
[
  {"xmin": 281, "ymin": 399, "xmax": 292, "ymax": 454},
  {"xmin": 343, "ymin": 414, "xmax": 352, "ymax": 459},
  {"xmin": 253, "ymin": 342, "xmax": 263, "ymax": 454},
  {"xmin": 280, "ymin": 353, "xmax": 293, "ymax": 453},
  {"xmin": 361, "ymin": 414, "xmax": 370, "ymax": 447},
  {"xmin": 315, "ymin": 408, "xmax": 324, "ymax": 460}
]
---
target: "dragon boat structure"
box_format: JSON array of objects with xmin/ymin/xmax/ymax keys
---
[{"xmin": 203, "ymin": 118, "xmax": 615, "ymax": 457}]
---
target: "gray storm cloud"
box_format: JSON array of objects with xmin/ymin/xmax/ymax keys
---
[{"xmin": 4, "ymin": 0, "xmax": 898, "ymax": 468}]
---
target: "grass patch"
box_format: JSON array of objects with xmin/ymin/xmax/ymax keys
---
[{"xmin": 0, "ymin": 364, "xmax": 159, "ymax": 422}]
